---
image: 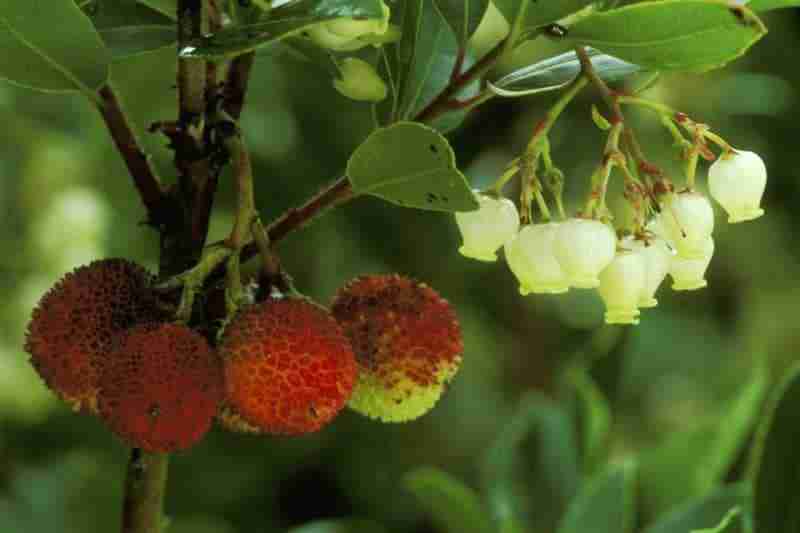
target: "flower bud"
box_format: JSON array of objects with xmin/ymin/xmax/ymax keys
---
[
  {"xmin": 333, "ymin": 58, "xmax": 388, "ymax": 102},
  {"xmin": 307, "ymin": 2, "xmax": 390, "ymax": 51},
  {"xmin": 455, "ymin": 193, "xmax": 519, "ymax": 262},
  {"xmin": 708, "ymin": 150, "xmax": 767, "ymax": 223},
  {"xmin": 553, "ymin": 218, "xmax": 616, "ymax": 289},
  {"xmin": 660, "ymin": 191, "xmax": 714, "ymax": 259},
  {"xmin": 669, "ymin": 236, "xmax": 714, "ymax": 291},
  {"xmin": 598, "ymin": 251, "xmax": 646, "ymax": 325},
  {"xmin": 623, "ymin": 236, "xmax": 674, "ymax": 308},
  {"xmin": 505, "ymin": 223, "xmax": 569, "ymax": 295}
]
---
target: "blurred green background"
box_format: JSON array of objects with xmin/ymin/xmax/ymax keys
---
[{"xmin": 1, "ymin": 5, "xmax": 798, "ymax": 533}]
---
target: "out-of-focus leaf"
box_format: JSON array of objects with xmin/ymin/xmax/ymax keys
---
[
  {"xmin": 494, "ymin": 0, "xmax": 595, "ymax": 37},
  {"xmin": 433, "ymin": 0, "xmax": 490, "ymax": 47},
  {"xmin": 489, "ymin": 47, "xmax": 642, "ymax": 97},
  {"xmin": 404, "ymin": 467, "xmax": 494, "ymax": 533},
  {"xmin": 347, "ymin": 122, "xmax": 478, "ymax": 212},
  {"xmin": 751, "ymin": 363, "xmax": 800, "ymax": 533},
  {"xmin": 640, "ymin": 368, "xmax": 767, "ymax": 515},
  {"xmin": 692, "ymin": 508, "xmax": 744, "ymax": 533},
  {"xmin": 100, "ymin": 25, "xmax": 176, "ymax": 60},
  {"xmin": 86, "ymin": 0, "xmax": 174, "ymax": 28},
  {"xmin": 0, "ymin": 0, "xmax": 110, "ymax": 94},
  {"xmin": 565, "ymin": 1, "xmax": 767, "ymax": 72},
  {"xmin": 557, "ymin": 461, "xmax": 637, "ymax": 533},
  {"xmin": 287, "ymin": 518, "xmax": 389, "ymax": 533},
  {"xmin": 563, "ymin": 366, "xmax": 612, "ymax": 475},
  {"xmin": 643, "ymin": 484, "xmax": 750, "ymax": 533},
  {"xmin": 746, "ymin": 0, "xmax": 800, "ymax": 11},
  {"xmin": 180, "ymin": 0, "xmax": 385, "ymax": 58},
  {"xmin": 137, "ymin": 0, "xmax": 177, "ymax": 19},
  {"xmin": 482, "ymin": 392, "xmax": 581, "ymax": 533}
]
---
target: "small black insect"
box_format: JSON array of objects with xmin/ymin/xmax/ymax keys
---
[{"xmin": 544, "ymin": 23, "xmax": 569, "ymax": 38}]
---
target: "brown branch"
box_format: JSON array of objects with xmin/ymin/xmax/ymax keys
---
[
  {"xmin": 222, "ymin": 52, "xmax": 256, "ymax": 120},
  {"xmin": 97, "ymin": 85, "xmax": 165, "ymax": 224},
  {"xmin": 121, "ymin": 451, "xmax": 169, "ymax": 533}
]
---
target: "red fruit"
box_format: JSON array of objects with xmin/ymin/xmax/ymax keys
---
[
  {"xmin": 331, "ymin": 275, "xmax": 463, "ymax": 422},
  {"xmin": 98, "ymin": 323, "xmax": 223, "ymax": 452},
  {"xmin": 25, "ymin": 259, "xmax": 160, "ymax": 413},
  {"xmin": 219, "ymin": 298, "xmax": 357, "ymax": 435}
]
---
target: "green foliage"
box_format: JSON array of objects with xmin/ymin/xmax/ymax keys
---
[
  {"xmin": 493, "ymin": 0, "xmax": 594, "ymax": 37},
  {"xmin": 136, "ymin": 0, "xmax": 177, "ymax": 19},
  {"xmin": 562, "ymin": 366, "xmax": 612, "ymax": 475},
  {"xmin": 99, "ymin": 25, "xmax": 176, "ymax": 60},
  {"xmin": 482, "ymin": 393, "xmax": 580, "ymax": 533},
  {"xmin": 565, "ymin": 0, "xmax": 767, "ymax": 72},
  {"xmin": 286, "ymin": 519, "xmax": 388, "ymax": 533},
  {"xmin": 0, "ymin": 0, "xmax": 110, "ymax": 94},
  {"xmin": 346, "ymin": 122, "xmax": 478, "ymax": 212},
  {"xmin": 746, "ymin": 0, "xmax": 800, "ymax": 11},
  {"xmin": 556, "ymin": 461, "xmax": 637, "ymax": 533},
  {"xmin": 403, "ymin": 467, "xmax": 494, "ymax": 533},
  {"xmin": 751, "ymin": 363, "xmax": 800, "ymax": 533},
  {"xmin": 432, "ymin": 0, "xmax": 490, "ymax": 48},
  {"xmin": 181, "ymin": 0, "xmax": 385, "ymax": 58},
  {"xmin": 643, "ymin": 484, "xmax": 750, "ymax": 533}
]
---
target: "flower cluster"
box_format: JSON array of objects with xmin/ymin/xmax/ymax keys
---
[{"xmin": 454, "ymin": 148, "xmax": 767, "ymax": 326}]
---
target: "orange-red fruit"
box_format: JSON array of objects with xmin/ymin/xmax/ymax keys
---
[
  {"xmin": 331, "ymin": 275, "xmax": 463, "ymax": 422},
  {"xmin": 219, "ymin": 298, "xmax": 357, "ymax": 435},
  {"xmin": 98, "ymin": 323, "xmax": 223, "ymax": 452},
  {"xmin": 25, "ymin": 259, "xmax": 159, "ymax": 413}
]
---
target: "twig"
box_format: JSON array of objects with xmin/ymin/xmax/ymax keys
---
[
  {"xmin": 222, "ymin": 52, "xmax": 256, "ymax": 120},
  {"xmin": 96, "ymin": 85, "xmax": 165, "ymax": 224},
  {"xmin": 121, "ymin": 451, "xmax": 169, "ymax": 533}
]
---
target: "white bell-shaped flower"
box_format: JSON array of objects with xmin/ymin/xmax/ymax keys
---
[
  {"xmin": 455, "ymin": 193, "xmax": 519, "ymax": 262},
  {"xmin": 598, "ymin": 250, "xmax": 646, "ymax": 325},
  {"xmin": 333, "ymin": 58, "xmax": 388, "ymax": 102},
  {"xmin": 708, "ymin": 150, "xmax": 767, "ymax": 223},
  {"xmin": 505, "ymin": 223, "xmax": 569, "ymax": 295},
  {"xmin": 553, "ymin": 218, "xmax": 616, "ymax": 289},
  {"xmin": 623, "ymin": 236, "xmax": 674, "ymax": 308},
  {"xmin": 669, "ymin": 236, "xmax": 714, "ymax": 291},
  {"xmin": 660, "ymin": 191, "xmax": 715, "ymax": 259}
]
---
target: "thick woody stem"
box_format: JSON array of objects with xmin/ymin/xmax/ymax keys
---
[
  {"xmin": 223, "ymin": 52, "xmax": 256, "ymax": 120},
  {"xmin": 121, "ymin": 451, "xmax": 169, "ymax": 533},
  {"xmin": 96, "ymin": 85, "xmax": 165, "ymax": 224}
]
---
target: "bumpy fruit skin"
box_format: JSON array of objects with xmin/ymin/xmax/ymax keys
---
[
  {"xmin": 25, "ymin": 259, "xmax": 159, "ymax": 413},
  {"xmin": 331, "ymin": 275, "xmax": 463, "ymax": 423},
  {"xmin": 219, "ymin": 298, "xmax": 357, "ymax": 435},
  {"xmin": 98, "ymin": 323, "xmax": 223, "ymax": 453}
]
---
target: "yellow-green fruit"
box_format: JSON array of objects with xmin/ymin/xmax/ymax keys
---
[
  {"xmin": 331, "ymin": 275, "xmax": 463, "ymax": 422},
  {"xmin": 307, "ymin": 1, "xmax": 391, "ymax": 51},
  {"xmin": 333, "ymin": 58, "xmax": 388, "ymax": 102}
]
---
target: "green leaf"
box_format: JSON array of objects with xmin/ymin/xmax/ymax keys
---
[
  {"xmin": 433, "ymin": 0, "xmax": 490, "ymax": 47},
  {"xmin": 489, "ymin": 47, "xmax": 643, "ymax": 97},
  {"xmin": 746, "ymin": 0, "xmax": 800, "ymax": 11},
  {"xmin": 556, "ymin": 461, "xmax": 637, "ymax": 533},
  {"xmin": 751, "ymin": 363, "xmax": 800, "ymax": 533},
  {"xmin": 565, "ymin": 0, "xmax": 767, "ymax": 72},
  {"xmin": 0, "ymin": 0, "xmax": 110, "ymax": 94},
  {"xmin": 346, "ymin": 121, "xmax": 478, "ymax": 212},
  {"xmin": 643, "ymin": 484, "xmax": 750, "ymax": 533},
  {"xmin": 99, "ymin": 25, "xmax": 176, "ymax": 60},
  {"xmin": 136, "ymin": 0, "xmax": 177, "ymax": 19},
  {"xmin": 482, "ymin": 392, "xmax": 581, "ymax": 533},
  {"xmin": 639, "ymin": 369, "xmax": 767, "ymax": 516},
  {"xmin": 404, "ymin": 467, "xmax": 494, "ymax": 533},
  {"xmin": 180, "ymin": 0, "xmax": 385, "ymax": 58},
  {"xmin": 86, "ymin": 0, "xmax": 174, "ymax": 29},
  {"xmin": 286, "ymin": 519, "xmax": 389, "ymax": 533},
  {"xmin": 494, "ymin": 0, "xmax": 595, "ymax": 36},
  {"xmin": 692, "ymin": 508, "xmax": 744, "ymax": 533},
  {"xmin": 563, "ymin": 366, "xmax": 612, "ymax": 475}
]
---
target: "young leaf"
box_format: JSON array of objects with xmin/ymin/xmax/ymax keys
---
[
  {"xmin": 565, "ymin": 0, "xmax": 767, "ymax": 72},
  {"xmin": 745, "ymin": 0, "xmax": 800, "ymax": 11},
  {"xmin": 563, "ymin": 366, "xmax": 612, "ymax": 475},
  {"xmin": 287, "ymin": 519, "xmax": 389, "ymax": 533},
  {"xmin": 180, "ymin": 0, "xmax": 385, "ymax": 58},
  {"xmin": 643, "ymin": 484, "xmax": 750, "ymax": 533},
  {"xmin": 692, "ymin": 508, "xmax": 744, "ymax": 533},
  {"xmin": 432, "ymin": 0, "xmax": 490, "ymax": 48},
  {"xmin": 639, "ymin": 368, "xmax": 767, "ymax": 515},
  {"xmin": 0, "ymin": 0, "xmax": 110, "ymax": 94},
  {"xmin": 99, "ymin": 25, "xmax": 176, "ymax": 60},
  {"xmin": 404, "ymin": 467, "xmax": 494, "ymax": 533},
  {"xmin": 482, "ymin": 392, "xmax": 581, "ymax": 533},
  {"xmin": 494, "ymin": 0, "xmax": 595, "ymax": 37},
  {"xmin": 346, "ymin": 122, "xmax": 478, "ymax": 212},
  {"xmin": 751, "ymin": 363, "xmax": 800, "ymax": 533},
  {"xmin": 489, "ymin": 48, "xmax": 642, "ymax": 97},
  {"xmin": 136, "ymin": 0, "xmax": 177, "ymax": 19},
  {"xmin": 556, "ymin": 461, "xmax": 637, "ymax": 533}
]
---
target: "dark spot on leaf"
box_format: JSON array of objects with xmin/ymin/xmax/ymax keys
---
[
  {"xmin": 429, "ymin": 144, "xmax": 438, "ymax": 154},
  {"xmin": 426, "ymin": 192, "xmax": 439, "ymax": 203}
]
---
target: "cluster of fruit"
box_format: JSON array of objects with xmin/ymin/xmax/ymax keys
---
[
  {"xmin": 25, "ymin": 261, "xmax": 462, "ymax": 452},
  {"xmin": 455, "ymin": 150, "xmax": 768, "ymax": 325}
]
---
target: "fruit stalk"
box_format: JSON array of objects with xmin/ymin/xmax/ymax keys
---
[{"xmin": 121, "ymin": 451, "xmax": 170, "ymax": 533}]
